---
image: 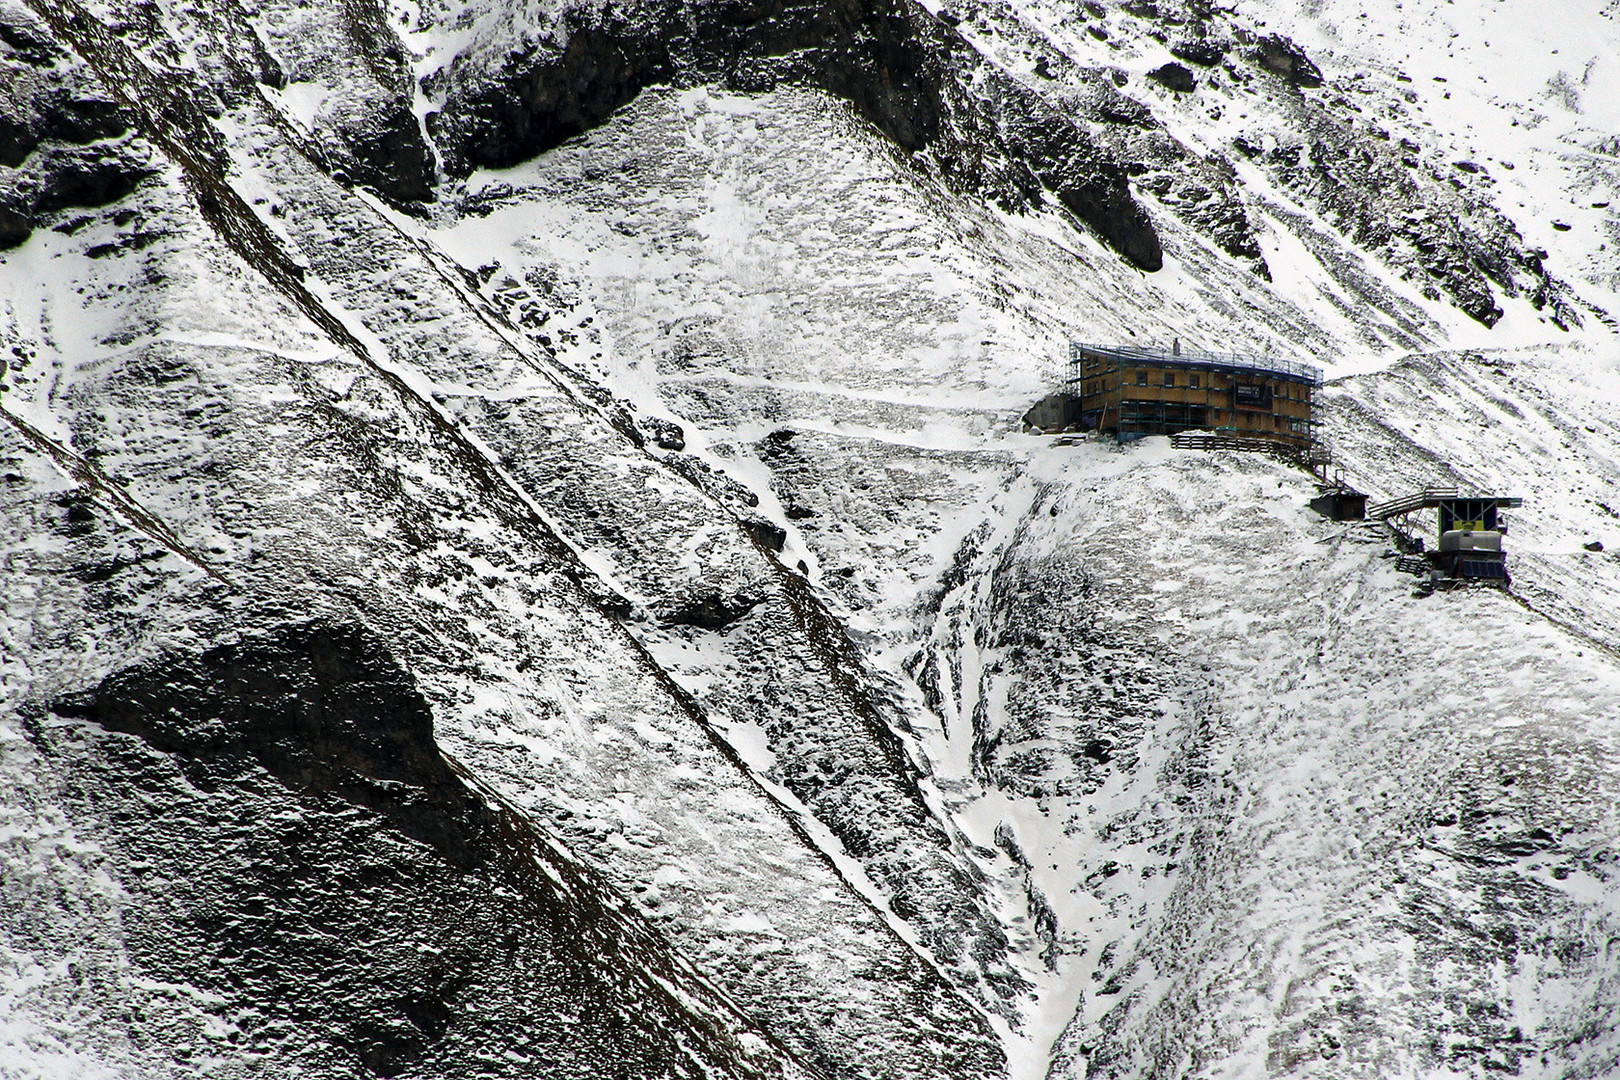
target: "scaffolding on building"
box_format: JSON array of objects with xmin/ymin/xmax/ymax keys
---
[{"xmin": 1066, "ymin": 341, "xmax": 1326, "ymax": 392}]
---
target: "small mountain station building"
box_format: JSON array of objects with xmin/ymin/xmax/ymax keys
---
[
  {"xmin": 1063, "ymin": 341, "xmax": 1323, "ymax": 448},
  {"xmin": 1368, "ymin": 487, "xmax": 1523, "ymax": 584}
]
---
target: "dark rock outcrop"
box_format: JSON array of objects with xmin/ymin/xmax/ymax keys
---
[
  {"xmin": 1250, "ymin": 33, "xmax": 1323, "ymax": 88},
  {"xmin": 56, "ymin": 622, "xmax": 488, "ymax": 860},
  {"xmin": 1147, "ymin": 62, "xmax": 1196, "ymax": 93},
  {"xmin": 0, "ymin": 90, "xmax": 125, "ymax": 165},
  {"xmin": 0, "ymin": 8, "xmax": 128, "ymax": 162},
  {"xmin": 0, "ymin": 140, "xmax": 153, "ymax": 249},
  {"xmin": 330, "ymin": 106, "xmax": 438, "ymax": 205},
  {"xmin": 1169, "ymin": 36, "xmax": 1227, "ymax": 66},
  {"xmin": 0, "ymin": 202, "xmax": 30, "ymax": 247},
  {"xmin": 0, "ymin": 11, "xmax": 149, "ymax": 247},
  {"xmin": 1023, "ymin": 391, "xmax": 1080, "ymax": 432},
  {"xmin": 43, "ymin": 622, "xmax": 794, "ymax": 1080},
  {"xmin": 314, "ymin": 0, "xmax": 438, "ymax": 204},
  {"xmin": 433, "ymin": 24, "xmax": 673, "ymax": 172},
  {"xmin": 663, "ymin": 588, "xmax": 766, "ymax": 628},
  {"xmin": 1050, "ymin": 75, "xmax": 1268, "ymax": 273},
  {"xmin": 741, "ymin": 515, "xmax": 789, "ymax": 551},
  {"xmin": 29, "ymin": 145, "xmax": 150, "ymax": 212},
  {"xmin": 642, "ymin": 415, "xmax": 687, "ymax": 451},
  {"xmin": 0, "ymin": 10, "xmax": 66, "ymax": 66},
  {"xmin": 1243, "ymin": 105, "xmax": 1578, "ymax": 327},
  {"xmin": 428, "ymin": 0, "xmax": 1164, "ymax": 270}
]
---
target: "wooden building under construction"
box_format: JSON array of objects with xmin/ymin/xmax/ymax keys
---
[{"xmin": 1067, "ymin": 342, "xmax": 1323, "ymax": 448}]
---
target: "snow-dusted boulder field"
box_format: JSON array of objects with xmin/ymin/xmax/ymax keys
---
[{"xmin": 3, "ymin": 0, "xmax": 1619, "ymax": 1076}]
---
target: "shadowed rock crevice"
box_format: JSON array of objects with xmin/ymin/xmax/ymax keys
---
[
  {"xmin": 0, "ymin": 11, "xmax": 148, "ymax": 247},
  {"xmin": 316, "ymin": 0, "xmax": 438, "ymax": 204}
]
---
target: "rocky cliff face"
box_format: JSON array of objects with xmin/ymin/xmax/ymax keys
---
[
  {"xmin": 32, "ymin": 622, "xmax": 797, "ymax": 1080},
  {"xmin": 3, "ymin": 0, "xmax": 1620, "ymax": 1077}
]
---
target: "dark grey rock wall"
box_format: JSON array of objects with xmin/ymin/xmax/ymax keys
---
[
  {"xmin": 33, "ymin": 621, "xmax": 793, "ymax": 1080},
  {"xmin": 427, "ymin": 0, "xmax": 1166, "ymax": 269}
]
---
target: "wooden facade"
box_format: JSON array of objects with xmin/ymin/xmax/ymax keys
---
[{"xmin": 1070, "ymin": 342, "xmax": 1323, "ymax": 447}]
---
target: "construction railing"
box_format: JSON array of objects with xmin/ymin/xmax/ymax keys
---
[
  {"xmin": 1069, "ymin": 341, "xmax": 1326, "ymax": 387},
  {"xmin": 1366, "ymin": 487, "xmax": 1462, "ymax": 520},
  {"xmin": 1169, "ymin": 431, "xmax": 1326, "ymax": 469}
]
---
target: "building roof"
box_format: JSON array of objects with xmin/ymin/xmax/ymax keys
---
[{"xmin": 1069, "ymin": 341, "xmax": 1325, "ymax": 387}]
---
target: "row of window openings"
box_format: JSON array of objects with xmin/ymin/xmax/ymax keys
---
[
  {"xmin": 1086, "ymin": 372, "xmax": 1217, "ymax": 390},
  {"xmin": 1226, "ymin": 414, "xmax": 1308, "ymax": 432},
  {"xmin": 1085, "ymin": 372, "xmax": 1307, "ymax": 397}
]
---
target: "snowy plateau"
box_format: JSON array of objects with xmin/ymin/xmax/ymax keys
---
[{"xmin": 2, "ymin": 0, "xmax": 1620, "ymax": 1076}]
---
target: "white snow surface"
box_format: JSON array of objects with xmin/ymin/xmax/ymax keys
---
[
  {"xmin": 421, "ymin": 62, "xmax": 1620, "ymax": 1080},
  {"xmin": 4, "ymin": 0, "xmax": 1620, "ymax": 1077}
]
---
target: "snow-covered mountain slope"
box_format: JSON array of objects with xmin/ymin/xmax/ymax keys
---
[
  {"xmin": 3, "ymin": 0, "xmax": 1620, "ymax": 1076},
  {"xmin": 0, "ymin": 39, "xmax": 1004, "ymax": 1080}
]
